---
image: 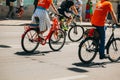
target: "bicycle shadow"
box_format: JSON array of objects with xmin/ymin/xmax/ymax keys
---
[
  {"xmin": 72, "ymin": 61, "xmax": 120, "ymax": 68},
  {"xmin": 0, "ymin": 44, "xmax": 11, "ymax": 48},
  {"xmin": 67, "ymin": 67, "xmax": 89, "ymax": 73},
  {"xmin": 15, "ymin": 50, "xmax": 59, "ymax": 56}
]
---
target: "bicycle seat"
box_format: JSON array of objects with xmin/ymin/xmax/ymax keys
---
[
  {"xmin": 30, "ymin": 24, "xmax": 39, "ymax": 27},
  {"xmin": 84, "ymin": 28, "xmax": 99, "ymax": 38},
  {"xmin": 29, "ymin": 17, "xmax": 39, "ymax": 28}
]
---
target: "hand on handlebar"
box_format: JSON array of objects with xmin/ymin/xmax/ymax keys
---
[
  {"xmin": 76, "ymin": 15, "xmax": 80, "ymax": 18},
  {"xmin": 112, "ymin": 23, "xmax": 120, "ymax": 28}
]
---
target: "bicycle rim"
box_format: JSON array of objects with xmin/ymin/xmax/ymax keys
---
[
  {"xmin": 49, "ymin": 29, "xmax": 66, "ymax": 51},
  {"xmin": 78, "ymin": 38, "xmax": 97, "ymax": 63},
  {"xmin": 68, "ymin": 25, "xmax": 84, "ymax": 42},
  {"xmin": 21, "ymin": 29, "xmax": 39, "ymax": 53},
  {"xmin": 107, "ymin": 38, "xmax": 120, "ymax": 62}
]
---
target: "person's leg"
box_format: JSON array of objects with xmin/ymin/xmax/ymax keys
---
[
  {"xmin": 85, "ymin": 13, "xmax": 90, "ymax": 22},
  {"xmin": 78, "ymin": 10, "xmax": 82, "ymax": 22},
  {"xmin": 118, "ymin": 14, "xmax": 120, "ymax": 22},
  {"xmin": 8, "ymin": 2, "xmax": 15, "ymax": 19},
  {"xmin": 6, "ymin": 6, "xmax": 11, "ymax": 18},
  {"xmin": 11, "ymin": 6, "xmax": 15, "ymax": 19},
  {"xmin": 66, "ymin": 16, "xmax": 72, "ymax": 25},
  {"xmin": 96, "ymin": 27, "xmax": 106, "ymax": 59},
  {"xmin": 6, "ymin": 6, "xmax": 15, "ymax": 19},
  {"xmin": 64, "ymin": 11, "xmax": 73, "ymax": 25},
  {"xmin": 79, "ymin": 16, "xmax": 82, "ymax": 22}
]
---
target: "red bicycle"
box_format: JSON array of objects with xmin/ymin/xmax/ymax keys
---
[{"xmin": 21, "ymin": 14, "xmax": 66, "ymax": 53}]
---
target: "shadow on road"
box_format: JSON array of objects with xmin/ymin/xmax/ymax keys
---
[
  {"xmin": 15, "ymin": 51, "xmax": 41, "ymax": 56},
  {"xmin": 15, "ymin": 50, "xmax": 59, "ymax": 56},
  {"xmin": 68, "ymin": 67, "xmax": 88, "ymax": 73},
  {"xmin": 0, "ymin": 44, "xmax": 11, "ymax": 48},
  {"xmin": 72, "ymin": 61, "xmax": 120, "ymax": 68}
]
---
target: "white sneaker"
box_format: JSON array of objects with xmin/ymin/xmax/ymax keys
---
[{"xmin": 39, "ymin": 34, "xmax": 44, "ymax": 40}]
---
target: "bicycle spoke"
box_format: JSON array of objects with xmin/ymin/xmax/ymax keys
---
[
  {"xmin": 49, "ymin": 29, "xmax": 66, "ymax": 51},
  {"xmin": 78, "ymin": 38, "xmax": 97, "ymax": 63},
  {"xmin": 68, "ymin": 25, "xmax": 84, "ymax": 42},
  {"xmin": 21, "ymin": 29, "xmax": 39, "ymax": 53}
]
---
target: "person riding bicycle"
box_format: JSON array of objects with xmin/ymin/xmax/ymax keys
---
[
  {"xmin": 91, "ymin": 0, "xmax": 120, "ymax": 59},
  {"xmin": 31, "ymin": 0, "xmax": 59, "ymax": 39},
  {"xmin": 58, "ymin": 0, "xmax": 78, "ymax": 31}
]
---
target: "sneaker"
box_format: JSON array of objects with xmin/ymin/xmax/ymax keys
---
[
  {"xmin": 5, "ymin": 17, "xmax": 9, "ymax": 20},
  {"xmin": 34, "ymin": 37, "xmax": 41, "ymax": 42},
  {"xmin": 39, "ymin": 34, "xmax": 44, "ymax": 40},
  {"xmin": 100, "ymin": 54, "xmax": 109, "ymax": 59},
  {"xmin": 34, "ymin": 36, "xmax": 44, "ymax": 42},
  {"xmin": 62, "ymin": 25, "xmax": 68, "ymax": 31}
]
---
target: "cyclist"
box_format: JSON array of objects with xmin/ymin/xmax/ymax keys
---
[
  {"xmin": 75, "ymin": 0, "xmax": 83, "ymax": 22},
  {"xmin": 58, "ymin": 0, "xmax": 78, "ymax": 30},
  {"xmin": 91, "ymin": 0, "xmax": 119, "ymax": 59},
  {"xmin": 31, "ymin": 0, "xmax": 59, "ymax": 39}
]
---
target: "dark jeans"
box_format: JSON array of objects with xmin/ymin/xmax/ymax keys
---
[
  {"xmin": 6, "ymin": 6, "xmax": 15, "ymax": 18},
  {"xmin": 96, "ymin": 26, "xmax": 106, "ymax": 57},
  {"xmin": 118, "ymin": 14, "xmax": 120, "ymax": 22}
]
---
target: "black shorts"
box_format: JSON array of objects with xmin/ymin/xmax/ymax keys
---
[{"xmin": 58, "ymin": 8, "xmax": 70, "ymax": 18}]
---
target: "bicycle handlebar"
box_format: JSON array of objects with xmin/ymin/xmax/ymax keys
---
[
  {"xmin": 112, "ymin": 23, "xmax": 120, "ymax": 28},
  {"xmin": 48, "ymin": 11, "xmax": 62, "ymax": 18},
  {"xmin": 116, "ymin": 23, "xmax": 120, "ymax": 27}
]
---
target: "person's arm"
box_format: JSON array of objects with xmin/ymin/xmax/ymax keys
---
[
  {"xmin": 110, "ymin": 10, "xmax": 118, "ymax": 24},
  {"xmin": 71, "ymin": 5, "xmax": 78, "ymax": 15},
  {"xmin": 51, "ymin": 3, "xmax": 59, "ymax": 14}
]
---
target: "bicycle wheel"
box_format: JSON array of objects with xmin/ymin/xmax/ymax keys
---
[
  {"xmin": 68, "ymin": 25, "xmax": 84, "ymax": 42},
  {"xmin": 107, "ymin": 38, "xmax": 120, "ymax": 62},
  {"xmin": 78, "ymin": 37, "xmax": 97, "ymax": 63},
  {"xmin": 21, "ymin": 29, "xmax": 39, "ymax": 53},
  {"xmin": 49, "ymin": 29, "xmax": 66, "ymax": 51}
]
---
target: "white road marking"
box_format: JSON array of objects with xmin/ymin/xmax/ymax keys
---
[{"xmin": 51, "ymin": 75, "xmax": 88, "ymax": 80}]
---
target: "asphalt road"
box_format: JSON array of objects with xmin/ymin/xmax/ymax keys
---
[{"xmin": 0, "ymin": 20, "xmax": 120, "ymax": 80}]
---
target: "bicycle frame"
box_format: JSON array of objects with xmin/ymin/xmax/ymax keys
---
[
  {"xmin": 22, "ymin": 15, "xmax": 60, "ymax": 45},
  {"xmin": 60, "ymin": 14, "xmax": 78, "ymax": 27},
  {"xmin": 59, "ymin": 14, "xmax": 79, "ymax": 34},
  {"xmin": 84, "ymin": 26, "xmax": 116, "ymax": 51},
  {"xmin": 43, "ymin": 16, "xmax": 60, "ymax": 45},
  {"xmin": 78, "ymin": 24, "xmax": 120, "ymax": 63},
  {"xmin": 94, "ymin": 25, "xmax": 117, "ymax": 51},
  {"xmin": 105, "ymin": 28, "xmax": 115, "ymax": 49}
]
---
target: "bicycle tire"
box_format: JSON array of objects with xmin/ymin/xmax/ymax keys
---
[
  {"xmin": 68, "ymin": 25, "xmax": 84, "ymax": 42},
  {"xmin": 49, "ymin": 29, "xmax": 66, "ymax": 51},
  {"xmin": 21, "ymin": 29, "xmax": 39, "ymax": 53},
  {"xmin": 78, "ymin": 37, "xmax": 97, "ymax": 63},
  {"xmin": 107, "ymin": 38, "xmax": 120, "ymax": 62}
]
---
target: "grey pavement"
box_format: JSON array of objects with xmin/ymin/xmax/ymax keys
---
[{"xmin": 0, "ymin": 19, "xmax": 120, "ymax": 80}]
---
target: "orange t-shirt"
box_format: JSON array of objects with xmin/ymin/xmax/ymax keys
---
[
  {"xmin": 37, "ymin": 0, "xmax": 52, "ymax": 9},
  {"xmin": 91, "ymin": 1, "xmax": 113, "ymax": 26}
]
